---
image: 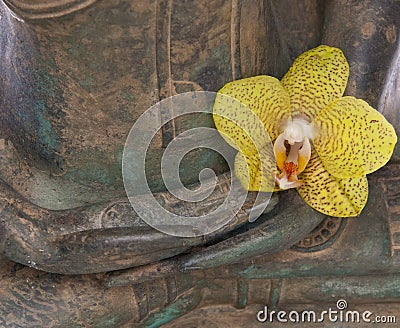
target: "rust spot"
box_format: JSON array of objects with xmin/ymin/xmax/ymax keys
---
[
  {"xmin": 386, "ymin": 25, "xmax": 397, "ymax": 44},
  {"xmin": 361, "ymin": 22, "xmax": 376, "ymax": 39}
]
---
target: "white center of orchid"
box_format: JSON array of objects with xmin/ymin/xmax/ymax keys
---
[
  {"xmin": 282, "ymin": 118, "xmax": 315, "ymax": 145},
  {"xmin": 273, "ymin": 117, "xmax": 316, "ymax": 190}
]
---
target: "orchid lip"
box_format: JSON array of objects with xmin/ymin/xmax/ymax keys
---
[
  {"xmin": 275, "ymin": 174, "xmax": 303, "ymax": 190},
  {"xmin": 273, "ymin": 118, "xmax": 313, "ymax": 190}
]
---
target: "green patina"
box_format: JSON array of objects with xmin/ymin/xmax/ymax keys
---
[
  {"xmin": 64, "ymin": 148, "xmax": 124, "ymax": 188},
  {"xmin": 17, "ymin": 56, "xmax": 65, "ymax": 169},
  {"xmin": 92, "ymin": 314, "xmax": 129, "ymax": 328},
  {"xmin": 320, "ymin": 275, "xmax": 400, "ymax": 299},
  {"xmin": 144, "ymin": 296, "xmax": 198, "ymax": 328},
  {"xmin": 34, "ymin": 100, "xmax": 61, "ymax": 161},
  {"xmin": 190, "ymin": 45, "xmax": 232, "ymax": 91}
]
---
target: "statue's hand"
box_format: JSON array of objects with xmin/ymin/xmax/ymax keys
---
[{"xmin": 0, "ymin": 170, "xmax": 324, "ymax": 274}]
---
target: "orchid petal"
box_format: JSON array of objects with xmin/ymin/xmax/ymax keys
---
[
  {"xmin": 313, "ymin": 96, "xmax": 398, "ymax": 179},
  {"xmin": 213, "ymin": 94, "xmax": 271, "ymax": 157},
  {"xmin": 297, "ymin": 150, "xmax": 368, "ymax": 217},
  {"xmin": 234, "ymin": 146, "xmax": 276, "ymax": 192},
  {"xmin": 281, "ymin": 45, "xmax": 349, "ymax": 121},
  {"xmin": 213, "ymin": 76, "xmax": 291, "ymax": 143}
]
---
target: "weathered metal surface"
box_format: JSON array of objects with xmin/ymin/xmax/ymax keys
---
[
  {"xmin": 0, "ymin": 0, "xmax": 233, "ymax": 209},
  {"xmin": 0, "ymin": 0, "xmax": 327, "ymax": 274},
  {"xmin": 0, "ymin": 0, "xmax": 399, "ymax": 327},
  {"xmin": 0, "ymin": 0, "xmax": 327, "ymax": 210},
  {"xmin": 0, "ymin": 170, "xmax": 283, "ymax": 274},
  {"xmin": 1, "ymin": 165, "xmax": 400, "ymax": 327},
  {"xmin": 323, "ymin": 0, "xmax": 400, "ymax": 160},
  {"xmin": 2, "ymin": 0, "xmax": 98, "ymax": 19}
]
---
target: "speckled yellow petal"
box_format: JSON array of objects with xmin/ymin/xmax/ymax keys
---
[
  {"xmin": 281, "ymin": 45, "xmax": 349, "ymax": 120},
  {"xmin": 234, "ymin": 146, "xmax": 276, "ymax": 192},
  {"xmin": 213, "ymin": 76, "xmax": 291, "ymax": 145},
  {"xmin": 313, "ymin": 96, "xmax": 398, "ymax": 179},
  {"xmin": 297, "ymin": 150, "xmax": 368, "ymax": 217},
  {"xmin": 213, "ymin": 94, "xmax": 271, "ymax": 156}
]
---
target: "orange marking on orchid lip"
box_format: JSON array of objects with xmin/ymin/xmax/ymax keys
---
[
  {"xmin": 281, "ymin": 162, "xmax": 298, "ymax": 182},
  {"xmin": 283, "ymin": 161, "xmax": 300, "ymax": 183},
  {"xmin": 285, "ymin": 162, "xmax": 297, "ymax": 175}
]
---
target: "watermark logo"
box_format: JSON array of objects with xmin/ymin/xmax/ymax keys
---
[
  {"xmin": 122, "ymin": 91, "xmax": 274, "ymax": 237},
  {"xmin": 256, "ymin": 299, "xmax": 396, "ymax": 324}
]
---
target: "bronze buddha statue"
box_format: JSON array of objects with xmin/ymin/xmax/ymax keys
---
[{"xmin": 0, "ymin": 0, "xmax": 399, "ymax": 326}]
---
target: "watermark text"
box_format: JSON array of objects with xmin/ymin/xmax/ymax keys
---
[{"xmin": 257, "ymin": 299, "xmax": 396, "ymax": 324}]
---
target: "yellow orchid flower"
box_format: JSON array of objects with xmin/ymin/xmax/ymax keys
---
[{"xmin": 213, "ymin": 45, "xmax": 397, "ymax": 217}]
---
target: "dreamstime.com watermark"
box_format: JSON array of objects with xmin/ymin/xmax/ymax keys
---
[{"xmin": 256, "ymin": 300, "xmax": 396, "ymax": 324}]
